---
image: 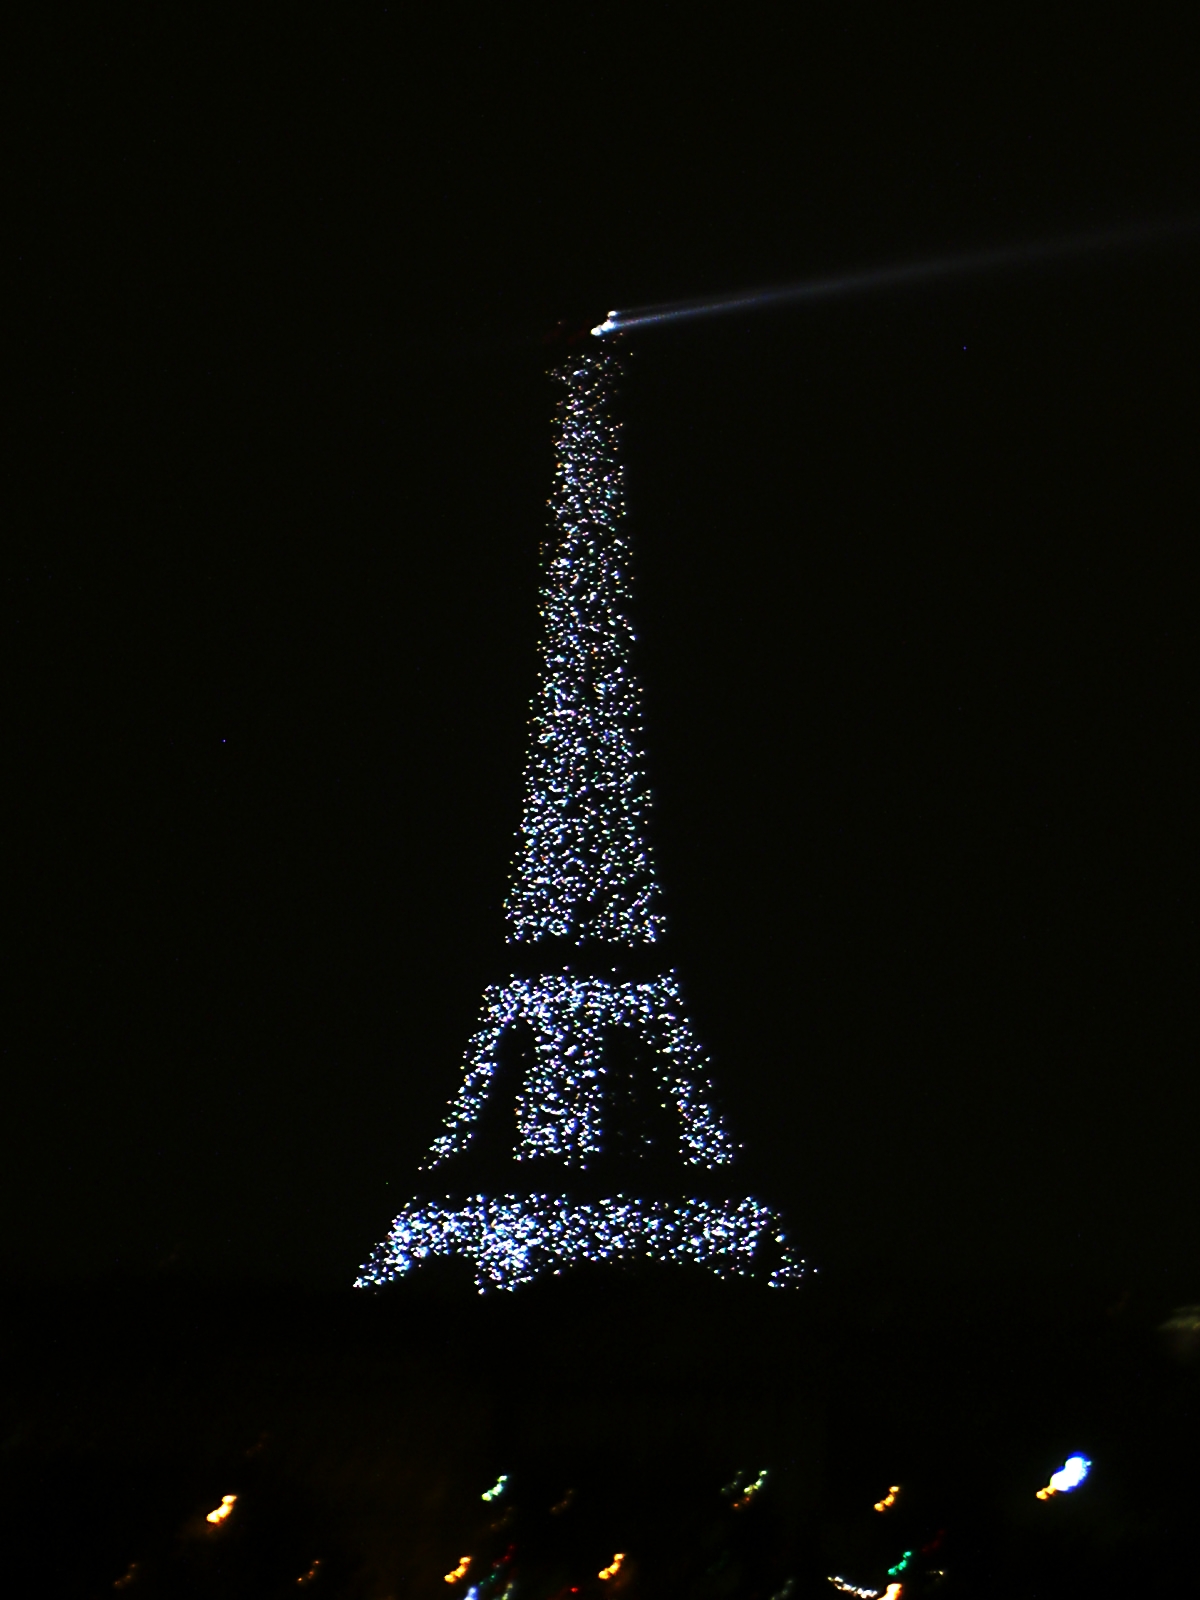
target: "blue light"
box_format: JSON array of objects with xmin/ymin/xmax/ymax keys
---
[{"xmin": 1050, "ymin": 1455, "xmax": 1091, "ymax": 1493}]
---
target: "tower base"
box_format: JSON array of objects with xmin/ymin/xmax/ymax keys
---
[{"xmin": 355, "ymin": 1193, "xmax": 810, "ymax": 1294}]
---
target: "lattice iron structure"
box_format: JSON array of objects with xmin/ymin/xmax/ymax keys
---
[{"xmin": 356, "ymin": 350, "xmax": 807, "ymax": 1293}]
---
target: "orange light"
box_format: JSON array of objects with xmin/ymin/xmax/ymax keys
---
[
  {"xmin": 444, "ymin": 1556, "xmax": 472, "ymax": 1584},
  {"xmin": 883, "ymin": 1586, "xmax": 904, "ymax": 1600},
  {"xmin": 206, "ymin": 1494, "xmax": 237, "ymax": 1525},
  {"xmin": 598, "ymin": 1553, "xmax": 626, "ymax": 1580},
  {"xmin": 874, "ymin": 1485, "xmax": 900, "ymax": 1513}
]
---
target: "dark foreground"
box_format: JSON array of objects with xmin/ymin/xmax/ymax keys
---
[{"xmin": 1, "ymin": 1265, "xmax": 1196, "ymax": 1598}]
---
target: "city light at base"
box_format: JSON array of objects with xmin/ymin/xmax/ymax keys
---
[
  {"xmin": 730, "ymin": 1469, "xmax": 769, "ymax": 1509},
  {"xmin": 1036, "ymin": 1454, "xmax": 1091, "ymax": 1499},
  {"xmin": 356, "ymin": 1193, "xmax": 807, "ymax": 1293},
  {"xmin": 205, "ymin": 1493, "xmax": 236, "ymax": 1526}
]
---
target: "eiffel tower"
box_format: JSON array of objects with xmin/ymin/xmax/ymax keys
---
[{"xmin": 356, "ymin": 345, "xmax": 808, "ymax": 1293}]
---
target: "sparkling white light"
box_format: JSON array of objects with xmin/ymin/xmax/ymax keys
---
[
  {"xmin": 355, "ymin": 1194, "xmax": 810, "ymax": 1294},
  {"xmin": 423, "ymin": 971, "xmax": 736, "ymax": 1170},
  {"xmin": 505, "ymin": 354, "xmax": 664, "ymax": 945},
  {"xmin": 355, "ymin": 349, "xmax": 809, "ymax": 1296},
  {"xmin": 205, "ymin": 1494, "xmax": 236, "ymax": 1527}
]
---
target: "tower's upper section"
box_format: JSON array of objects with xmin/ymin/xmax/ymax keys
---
[{"xmin": 504, "ymin": 352, "xmax": 666, "ymax": 946}]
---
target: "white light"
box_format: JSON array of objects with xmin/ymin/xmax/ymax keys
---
[
  {"xmin": 1050, "ymin": 1454, "xmax": 1090, "ymax": 1493},
  {"xmin": 1037, "ymin": 1453, "xmax": 1091, "ymax": 1498},
  {"xmin": 356, "ymin": 1192, "xmax": 809, "ymax": 1294},
  {"xmin": 420, "ymin": 971, "xmax": 737, "ymax": 1171}
]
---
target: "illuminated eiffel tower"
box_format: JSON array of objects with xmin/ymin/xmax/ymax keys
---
[{"xmin": 356, "ymin": 345, "xmax": 807, "ymax": 1293}]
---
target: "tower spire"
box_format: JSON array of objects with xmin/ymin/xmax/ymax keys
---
[
  {"xmin": 355, "ymin": 345, "xmax": 807, "ymax": 1293},
  {"xmin": 505, "ymin": 353, "xmax": 664, "ymax": 945}
]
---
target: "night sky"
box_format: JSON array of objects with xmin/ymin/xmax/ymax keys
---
[{"xmin": 11, "ymin": 14, "xmax": 1198, "ymax": 1304}]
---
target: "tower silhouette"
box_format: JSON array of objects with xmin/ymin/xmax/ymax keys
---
[{"xmin": 356, "ymin": 348, "xmax": 807, "ymax": 1293}]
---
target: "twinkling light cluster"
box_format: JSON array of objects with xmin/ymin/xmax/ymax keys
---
[
  {"xmin": 423, "ymin": 971, "xmax": 736, "ymax": 1170},
  {"xmin": 355, "ymin": 1194, "xmax": 810, "ymax": 1294},
  {"xmin": 505, "ymin": 353, "xmax": 665, "ymax": 945}
]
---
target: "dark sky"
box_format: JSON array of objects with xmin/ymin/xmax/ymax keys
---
[{"xmin": 11, "ymin": 13, "xmax": 1198, "ymax": 1301}]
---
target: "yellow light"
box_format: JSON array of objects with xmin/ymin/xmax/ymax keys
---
[
  {"xmin": 205, "ymin": 1493, "xmax": 236, "ymax": 1525},
  {"xmin": 883, "ymin": 1586, "xmax": 904, "ymax": 1600},
  {"xmin": 599, "ymin": 1553, "xmax": 626, "ymax": 1580},
  {"xmin": 732, "ymin": 1468, "xmax": 769, "ymax": 1509},
  {"xmin": 873, "ymin": 1485, "xmax": 900, "ymax": 1513},
  {"xmin": 444, "ymin": 1556, "xmax": 472, "ymax": 1584}
]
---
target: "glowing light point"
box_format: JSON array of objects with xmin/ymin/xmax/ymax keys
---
[
  {"xmin": 1036, "ymin": 1453, "xmax": 1091, "ymax": 1499},
  {"xmin": 481, "ymin": 1474, "xmax": 509, "ymax": 1502},
  {"xmin": 599, "ymin": 1553, "xmax": 626, "ymax": 1580},
  {"xmin": 206, "ymin": 1493, "xmax": 237, "ymax": 1525},
  {"xmin": 444, "ymin": 1556, "xmax": 472, "ymax": 1584},
  {"xmin": 874, "ymin": 1485, "xmax": 900, "ymax": 1513},
  {"xmin": 591, "ymin": 313, "xmax": 620, "ymax": 336}
]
